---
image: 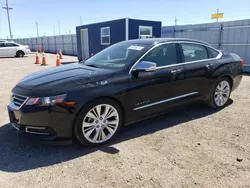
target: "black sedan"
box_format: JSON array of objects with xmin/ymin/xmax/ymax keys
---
[{"xmin": 8, "ymin": 38, "xmax": 243, "ymax": 146}]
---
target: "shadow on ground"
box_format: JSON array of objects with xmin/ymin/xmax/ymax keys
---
[
  {"xmin": 0, "ymin": 56, "xmax": 29, "ymax": 59},
  {"xmin": 0, "ymin": 100, "xmax": 233, "ymax": 172}
]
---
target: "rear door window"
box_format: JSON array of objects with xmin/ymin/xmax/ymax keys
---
[
  {"xmin": 181, "ymin": 43, "xmax": 208, "ymax": 62},
  {"xmin": 206, "ymin": 47, "xmax": 219, "ymax": 58},
  {"xmin": 5, "ymin": 43, "xmax": 19, "ymax": 47}
]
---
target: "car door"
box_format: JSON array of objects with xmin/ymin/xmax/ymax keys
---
[
  {"xmin": 126, "ymin": 43, "xmax": 198, "ymax": 120},
  {"xmin": 179, "ymin": 42, "xmax": 221, "ymax": 97},
  {"xmin": 0, "ymin": 43, "xmax": 8, "ymax": 56},
  {"xmin": 5, "ymin": 42, "xmax": 19, "ymax": 56}
]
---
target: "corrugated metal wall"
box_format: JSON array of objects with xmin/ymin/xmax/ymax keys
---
[
  {"xmin": 76, "ymin": 19, "xmax": 126, "ymax": 61},
  {"xmin": 162, "ymin": 19, "xmax": 250, "ymax": 72},
  {"xmin": 14, "ymin": 19, "xmax": 250, "ymax": 72},
  {"xmin": 128, "ymin": 19, "xmax": 162, "ymax": 39},
  {"xmin": 13, "ymin": 35, "xmax": 77, "ymax": 56}
]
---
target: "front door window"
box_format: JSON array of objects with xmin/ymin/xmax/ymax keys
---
[{"xmin": 141, "ymin": 43, "xmax": 178, "ymax": 67}]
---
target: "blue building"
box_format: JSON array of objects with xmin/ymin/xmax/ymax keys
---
[{"xmin": 76, "ymin": 18, "xmax": 162, "ymax": 61}]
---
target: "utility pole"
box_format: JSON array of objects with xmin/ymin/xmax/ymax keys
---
[
  {"xmin": 216, "ymin": 8, "xmax": 219, "ymax": 22},
  {"xmin": 80, "ymin": 16, "xmax": 82, "ymax": 25},
  {"xmin": 2, "ymin": 0, "xmax": 13, "ymax": 40},
  {"xmin": 58, "ymin": 21, "xmax": 61, "ymax": 35},
  {"xmin": 174, "ymin": 17, "xmax": 178, "ymax": 26},
  {"xmin": 35, "ymin": 22, "xmax": 39, "ymax": 37}
]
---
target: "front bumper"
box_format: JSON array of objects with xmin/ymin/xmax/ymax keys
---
[
  {"xmin": 23, "ymin": 49, "xmax": 31, "ymax": 55},
  {"xmin": 7, "ymin": 103, "xmax": 76, "ymax": 140}
]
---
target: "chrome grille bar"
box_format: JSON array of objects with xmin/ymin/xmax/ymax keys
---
[{"xmin": 10, "ymin": 94, "xmax": 29, "ymax": 110}]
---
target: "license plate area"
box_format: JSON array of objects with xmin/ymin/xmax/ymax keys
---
[{"xmin": 8, "ymin": 108, "xmax": 18, "ymax": 124}]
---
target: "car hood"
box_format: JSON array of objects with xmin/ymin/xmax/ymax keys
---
[{"xmin": 12, "ymin": 63, "xmax": 115, "ymax": 96}]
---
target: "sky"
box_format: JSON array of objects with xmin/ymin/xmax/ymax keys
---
[{"xmin": 0, "ymin": 0, "xmax": 250, "ymax": 39}]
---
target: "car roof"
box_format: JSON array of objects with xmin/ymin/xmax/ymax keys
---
[
  {"xmin": 121, "ymin": 38, "xmax": 211, "ymax": 46},
  {"xmin": 0, "ymin": 40, "xmax": 14, "ymax": 43}
]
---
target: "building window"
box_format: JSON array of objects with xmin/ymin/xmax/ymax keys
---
[
  {"xmin": 139, "ymin": 26, "xmax": 152, "ymax": 38},
  {"xmin": 101, "ymin": 27, "xmax": 110, "ymax": 45}
]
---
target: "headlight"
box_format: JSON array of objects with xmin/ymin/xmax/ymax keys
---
[{"xmin": 26, "ymin": 94, "xmax": 67, "ymax": 106}]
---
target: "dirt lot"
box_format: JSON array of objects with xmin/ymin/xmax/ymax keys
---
[{"xmin": 0, "ymin": 53, "xmax": 250, "ymax": 188}]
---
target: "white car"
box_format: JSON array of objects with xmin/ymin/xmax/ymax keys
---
[{"xmin": 0, "ymin": 41, "xmax": 31, "ymax": 57}]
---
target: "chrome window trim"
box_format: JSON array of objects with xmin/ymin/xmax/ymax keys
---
[
  {"xmin": 129, "ymin": 41, "xmax": 222, "ymax": 74},
  {"xmin": 133, "ymin": 92, "xmax": 199, "ymax": 111}
]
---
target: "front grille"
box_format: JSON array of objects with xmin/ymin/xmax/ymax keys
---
[{"xmin": 11, "ymin": 94, "xmax": 28, "ymax": 108}]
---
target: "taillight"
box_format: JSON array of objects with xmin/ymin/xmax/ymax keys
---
[{"xmin": 241, "ymin": 60, "xmax": 244, "ymax": 66}]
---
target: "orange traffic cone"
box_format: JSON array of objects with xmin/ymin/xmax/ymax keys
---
[
  {"xmin": 56, "ymin": 51, "xmax": 61, "ymax": 66},
  {"xmin": 59, "ymin": 49, "xmax": 63, "ymax": 59},
  {"xmin": 41, "ymin": 51, "xmax": 48, "ymax": 66},
  {"xmin": 34, "ymin": 51, "xmax": 40, "ymax": 64}
]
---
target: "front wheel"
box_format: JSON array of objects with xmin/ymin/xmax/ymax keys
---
[
  {"xmin": 206, "ymin": 78, "xmax": 231, "ymax": 108},
  {"xmin": 16, "ymin": 50, "xmax": 24, "ymax": 57},
  {"xmin": 74, "ymin": 99, "xmax": 123, "ymax": 146}
]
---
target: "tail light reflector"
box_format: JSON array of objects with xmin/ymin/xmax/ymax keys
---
[{"xmin": 241, "ymin": 60, "xmax": 244, "ymax": 66}]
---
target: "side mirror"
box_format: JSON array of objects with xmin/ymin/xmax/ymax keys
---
[{"xmin": 132, "ymin": 61, "xmax": 156, "ymax": 73}]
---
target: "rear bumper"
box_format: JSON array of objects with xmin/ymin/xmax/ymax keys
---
[
  {"xmin": 232, "ymin": 75, "xmax": 243, "ymax": 91},
  {"xmin": 7, "ymin": 104, "xmax": 75, "ymax": 140},
  {"xmin": 243, "ymin": 65, "xmax": 250, "ymax": 74}
]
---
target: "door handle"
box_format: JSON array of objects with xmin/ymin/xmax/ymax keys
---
[
  {"xmin": 206, "ymin": 64, "xmax": 214, "ymax": 70},
  {"xmin": 171, "ymin": 69, "xmax": 182, "ymax": 74}
]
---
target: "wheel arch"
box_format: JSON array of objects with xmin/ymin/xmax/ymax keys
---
[
  {"xmin": 72, "ymin": 96, "xmax": 125, "ymax": 137},
  {"xmin": 219, "ymin": 74, "xmax": 234, "ymax": 89}
]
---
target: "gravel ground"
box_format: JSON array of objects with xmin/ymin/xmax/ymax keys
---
[{"xmin": 0, "ymin": 53, "xmax": 250, "ymax": 188}]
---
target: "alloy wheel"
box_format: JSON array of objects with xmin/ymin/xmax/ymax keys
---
[
  {"xmin": 214, "ymin": 80, "xmax": 230, "ymax": 107},
  {"xmin": 82, "ymin": 104, "xmax": 119, "ymax": 144}
]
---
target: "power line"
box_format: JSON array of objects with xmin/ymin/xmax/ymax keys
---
[{"xmin": 2, "ymin": 0, "xmax": 13, "ymax": 40}]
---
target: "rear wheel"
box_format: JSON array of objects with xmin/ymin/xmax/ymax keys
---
[
  {"xmin": 206, "ymin": 78, "xmax": 231, "ymax": 108},
  {"xmin": 16, "ymin": 50, "xmax": 24, "ymax": 57},
  {"xmin": 74, "ymin": 98, "xmax": 123, "ymax": 146}
]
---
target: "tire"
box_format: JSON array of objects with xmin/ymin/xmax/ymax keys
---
[
  {"xmin": 74, "ymin": 98, "xmax": 123, "ymax": 146},
  {"xmin": 206, "ymin": 77, "xmax": 231, "ymax": 109},
  {"xmin": 16, "ymin": 50, "xmax": 24, "ymax": 57}
]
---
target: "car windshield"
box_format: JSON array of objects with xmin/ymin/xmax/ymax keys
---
[{"xmin": 85, "ymin": 43, "xmax": 150, "ymax": 68}]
